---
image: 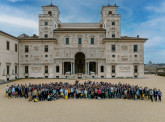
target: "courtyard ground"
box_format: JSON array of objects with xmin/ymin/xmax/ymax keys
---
[{"xmin": 0, "ymin": 75, "xmax": 165, "ymax": 122}]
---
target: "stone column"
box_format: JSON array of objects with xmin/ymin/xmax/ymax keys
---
[
  {"xmin": 87, "ymin": 62, "xmax": 90, "ymax": 74},
  {"xmin": 85, "ymin": 62, "xmax": 87, "ymax": 74},
  {"xmin": 73, "ymin": 62, "xmax": 75, "ymax": 74},
  {"xmin": 71, "ymin": 62, "xmax": 72, "ymax": 75},
  {"xmin": 96, "ymin": 61, "xmax": 98, "ymax": 74},
  {"xmin": 62, "ymin": 62, "xmax": 64, "ymax": 75}
]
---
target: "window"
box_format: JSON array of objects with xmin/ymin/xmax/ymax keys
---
[
  {"xmin": 15, "ymin": 66, "xmax": 17, "ymax": 74},
  {"xmin": 112, "ymin": 45, "xmax": 116, "ymax": 52},
  {"xmin": 134, "ymin": 55, "xmax": 137, "ymax": 58},
  {"xmin": 25, "ymin": 45, "xmax": 29, "ymax": 53},
  {"xmin": 45, "ymin": 45, "xmax": 48, "ymax": 52},
  {"xmin": 45, "ymin": 66, "xmax": 48, "ymax": 73},
  {"xmin": 134, "ymin": 65, "xmax": 138, "ymax": 73},
  {"xmin": 101, "ymin": 66, "xmax": 104, "ymax": 72},
  {"xmin": 25, "ymin": 66, "xmax": 28, "ymax": 74},
  {"xmin": 44, "ymin": 34, "xmax": 48, "ymax": 38},
  {"xmin": 134, "ymin": 45, "xmax": 138, "ymax": 52},
  {"xmin": 78, "ymin": 38, "xmax": 82, "ymax": 44},
  {"xmin": 109, "ymin": 11, "xmax": 112, "ymax": 14},
  {"xmin": 45, "ymin": 55, "xmax": 48, "ymax": 57},
  {"xmin": 112, "ymin": 22, "xmax": 115, "ymax": 25},
  {"xmin": 112, "ymin": 34, "xmax": 115, "ymax": 38},
  {"xmin": 7, "ymin": 41, "xmax": 10, "ymax": 50},
  {"xmin": 91, "ymin": 38, "xmax": 94, "ymax": 44},
  {"xmin": 112, "ymin": 65, "xmax": 115, "ymax": 73},
  {"xmin": 25, "ymin": 55, "xmax": 28, "ymax": 57},
  {"xmin": 66, "ymin": 38, "xmax": 69, "ymax": 44},
  {"xmin": 112, "ymin": 55, "xmax": 115, "ymax": 58},
  {"xmin": 7, "ymin": 66, "xmax": 10, "ymax": 75},
  {"xmin": 56, "ymin": 66, "xmax": 59, "ymax": 73},
  {"xmin": 15, "ymin": 44, "xmax": 17, "ymax": 52},
  {"xmin": 45, "ymin": 22, "xmax": 48, "ymax": 26}
]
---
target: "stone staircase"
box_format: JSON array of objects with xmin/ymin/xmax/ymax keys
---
[{"xmin": 67, "ymin": 74, "xmax": 96, "ymax": 80}]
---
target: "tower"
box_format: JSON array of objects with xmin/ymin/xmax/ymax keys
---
[
  {"xmin": 39, "ymin": 3, "xmax": 60, "ymax": 38},
  {"xmin": 101, "ymin": 4, "xmax": 121, "ymax": 38}
]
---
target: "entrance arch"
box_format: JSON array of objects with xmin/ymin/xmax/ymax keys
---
[{"xmin": 75, "ymin": 52, "xmax": 85, "ymax": 74}]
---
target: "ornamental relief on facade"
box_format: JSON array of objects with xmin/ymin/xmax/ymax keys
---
[
  {"xmin": 121, "ymin": 56, "xmax": 128, "ymax": 62},
  {"xmin": 34, "ymin": 45, "xmax": 39, "ymax": 51},
  {"xmin": 121, "ymin": 45, "xmax": 128, "ymax": 51},
  {"xmin": 55, "ymin": 51, "xmax": 60, "ymax": 57},
  {"xmin": 129, "ymin": 55, "xmax": 132, "ymax": 62},
  {"xmin": 129, "ymin": 44, "xmax": 132, "ymax": 51},
  {"xmin": 64, "ymin": 51, "xmax": 71, "ymax": 58},
  {"xmin": 31, "ymin": 67, "xmax": 42, "ymax": 73},
  {"xmin": 119, "ymin": 66, "xmax": 131, "ymax": 71},
  {"xmin": 34, "ymin": 56, "xmax": 40, "ymax": 62}
]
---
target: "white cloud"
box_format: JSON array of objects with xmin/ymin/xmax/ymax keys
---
[
  {"xmin": 0, "ymin": 14, "xmax": 37, "ymax": 29},
  {"xmin": 0, "ymin": 4, "xmax": 38, "ymax": 36},
  {"xmin": 8, "ymin": 0, "xmax": 23, "ymax": 2},
  {"xmin": 146, "ymin": 1, "xmax": 165, "ymax": 13}
]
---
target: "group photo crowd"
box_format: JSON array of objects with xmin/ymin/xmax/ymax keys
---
[{"xmin": 5, "ymin": 80, "xmax": 162, "ymax": 102}]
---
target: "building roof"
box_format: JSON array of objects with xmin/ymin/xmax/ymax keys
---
[
  {"xmin": 54, "ymin": 28, "xmax": 106, "ymax": 32},
  {"xmin": 104, "ymin": 36, "xmax": 148, "ymax": 40},
  {"xmin": 0, "ymin": 30, "xmax": 18, "ymax": 40},
  {"xmin": 17, "ymin": 34, "xmax": 30, "ymax": 39},
  {"xmin": 42, "ymin": 3, "xmax": 57, "ymax": 7}
]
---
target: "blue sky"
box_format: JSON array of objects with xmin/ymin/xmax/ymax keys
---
[{"xmin": 0, "ymin": 0, "xmax": 165, "ymax": 64}]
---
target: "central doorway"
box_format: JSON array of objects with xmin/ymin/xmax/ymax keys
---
[{"xmin": 75, "ymin": 52, "xmax": 85, "ymax": 74}]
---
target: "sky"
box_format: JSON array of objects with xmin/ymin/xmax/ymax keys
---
[{"xmin": 0, "ymin": 0, "xmax": 165, "ymax": 64}]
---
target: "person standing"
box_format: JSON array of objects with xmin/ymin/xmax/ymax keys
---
[
  {"xmin": 158, "ymin": 89, "xmax": 162, "ymax": 102},
  {"xmin": 149, "ymin": 89, "xmax": 153, "ymax": 102}
]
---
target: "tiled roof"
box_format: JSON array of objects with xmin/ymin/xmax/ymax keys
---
[{"xmin": 0, "ymin": 30, "xmax": 18, "ymax": 40}]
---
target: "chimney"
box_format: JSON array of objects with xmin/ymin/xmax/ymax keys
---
[{"xmin": 137, "ymin": 35, "xmax": 139, "ymax": 38}]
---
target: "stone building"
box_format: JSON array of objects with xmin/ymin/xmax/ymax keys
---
[{"xmin": 0, "ymin": 3, "xmax": 147, "ymax": 81}]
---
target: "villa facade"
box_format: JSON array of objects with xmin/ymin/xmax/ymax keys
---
[{"xmin": 0, "ymin": 3, "xmax": 147, "ymax": 81}]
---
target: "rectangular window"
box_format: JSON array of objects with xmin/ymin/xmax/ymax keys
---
[
  {"xmin": 25, "ymin": 45, "xmax": 29, "ymax": 53},
  {"xmin": 56, "ymin": 66, "xmax": 59, "ymax": 73},
  {"xmin": 45, "ymin": 66, "xmax": 48, "ymax": 73},
  {"xmin": 15, "ymin": 44, "xmax": 17, "ymax": 52},
  {"xmin": 44, "ymin": 34, "xmax": 48, "ymax": 38},
  {"xmin": 112, "ymin": 65, "xmax": 115, "ymax": 73},
  {"xmin": 91, "ymin": 38, "xmax": 94, "ymax": 44},
  {"xmin": 101, "ymin": 66, "xmax": 104, "ymax": 72},
  {"xmin": 25, "ymin": 66, "xmax": 28, "ymax": 74},
  {"xmin": 66, "ymin": 38, "xmax": 69, "ymax": 44},
  {"xmin": 112, "ymin": 45, "xmax": 116, "ymax": 52},
  {"xmin": 7, "ymin": 41, "xmax": 10, "ymax": 50},
  {"xmin": 44, "ymin": 45, "xmax": 48, "ymax": 52},
  {"xmin": 78, "ymin": 38, "xmax": 82, "ymax": 44},
  {"xmin": 134, "ymin": 65, "xmax": 138, "ymax": 73},
  {"xmin": 134, "ymin": 45, "xmax": 138, "ymax": 52},
  {"xmin": 45, "ymin": 22, "xmax": 48, "ymax": 26},
  {"xmin": 15, "ymin": 66, "xmax": 17, "ymax": 74},
  {"xmin": 112, "ymin": 22, "xmax": 115, "ymax": 25},
  {"xmin": 7, "ymin": 66, "xmax": 10, "ymax": 75},
  {"xmin": 112, "ymin": 34, "xmax": 115, "ymax": 38}
]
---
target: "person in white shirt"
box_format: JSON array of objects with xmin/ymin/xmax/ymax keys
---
[{"xmin": 5, "ymin": 85, "xmax": 9, "ymax": 97}]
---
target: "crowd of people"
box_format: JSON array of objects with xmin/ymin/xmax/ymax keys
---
[{"xmin": 5, "ymin": 80, "xmax": 162, "ymax": 102}]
